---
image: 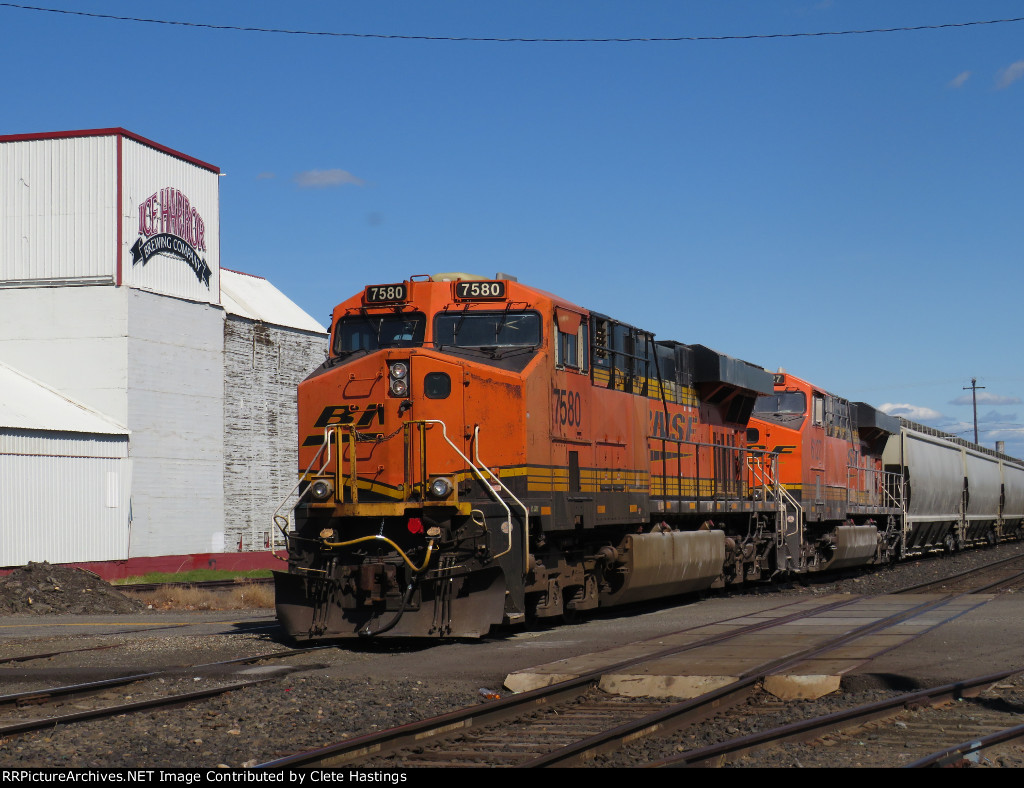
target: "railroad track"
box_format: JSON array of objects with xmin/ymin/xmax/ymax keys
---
[
  {"xmin": 0, "ymin": 648, "xmax": 326, "ymax": 739},
  {"xmin": 645, "ymin": 668, "xmax": 1024, "ymax": 767},
  {"xmin": 897, "ymin": 553, "xmax": 1024, "ymax": 595},
  {"xmin": 257, "ymin": 553, "xmax": 1024, "ymax": 769}
]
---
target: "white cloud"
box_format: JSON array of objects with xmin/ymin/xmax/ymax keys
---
[
  {"xmin": 996, "ymin": 60, "xmax": 1024, "ymax": 90},
  {"xmin": 948, "ymin": 71, "xmax": 971, "ymax": 89},
  {"xmin": 293, "ymin": 169, "xmax": 366, "ymax": 188},
  {"xmin": 987, "ymin": 427, "xmax": 1024, "ymax": 438},
  {"xmin": 878, "ymin": 402, "xmax": 943, "ymax": 421},
  {"xmin": 257, "ymin": 172, "xmax": 275, "ymax": 180},
  {"xmin": 950, "ymin": 392, "xmax": 1021, "ymax": 406},
  {"xmin": 979, "ymin": 409, "xmax": 1018, "ymax": 423}
]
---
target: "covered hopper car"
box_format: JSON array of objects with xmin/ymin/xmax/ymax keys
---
[{"xmin": 274, "ymin": 274, "xmax": 1023, "ymax": 640}]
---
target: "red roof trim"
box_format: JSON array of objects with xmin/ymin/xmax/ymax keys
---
[
  {"xmin": 0, "ymin": 128, "xmax": 220, "ymax": 173},
  {"xmin": 222, "ymin": 268, "xmax": 267, "ymax": 281}
]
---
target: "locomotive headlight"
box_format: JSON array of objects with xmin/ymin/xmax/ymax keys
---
[
  {"xmin": 390, "ymin": 377, "xmax": 409, "ymax": 397},
  {"xmin": 428, "ymin": 477, "xmax": 453, "ymax": 499},
  {"xmin": 388, "ymin": 362, "xmax": 410, "ymax": 396},
  {"xmin": 309, "ymin": 478, "xmax": 334, "ymax": 501}
]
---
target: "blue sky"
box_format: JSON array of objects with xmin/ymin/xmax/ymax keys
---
[{"xmin": 3, "ymin": 1, "xmax": 1022, "ymax": 455}]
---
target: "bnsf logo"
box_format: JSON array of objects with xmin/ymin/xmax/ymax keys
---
[{"xmin": 302, "ymin": 404, "xmax": 384, "ymax": 446}]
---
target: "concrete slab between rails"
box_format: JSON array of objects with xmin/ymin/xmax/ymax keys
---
[
  {"xmin": 502, "ymin": 596, "xmax": 854, "ymax": 695},
  {"xmin": 504, "ymin": 672, "xmax": 583, "ymax": 694},
  {"xmin": 503, "ymin": 593, "xmax": 998, "ymax": 701},
  {"xmin": 762, "ymin": 674, "xmax": 842, "ymax": 700},
  {"xmin": 598, "ymin": 673, "xmax": 739, "ymax": 698}
]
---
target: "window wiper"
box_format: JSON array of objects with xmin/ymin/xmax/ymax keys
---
[
  {"xmin": 453, "ymin": 305, "xmax": 472, "ymax": 340},
  {"xmin": 486, "ymin": 344, "xmax": 539, "ymax": 360},
  {"xmin": 495, "ymin": 305, "xmax": 512, "ymax": 339}
]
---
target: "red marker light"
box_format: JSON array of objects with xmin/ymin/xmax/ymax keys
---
[{"xmin": 407, "ymin": 517, "xmax": 424, "ymax": 534}]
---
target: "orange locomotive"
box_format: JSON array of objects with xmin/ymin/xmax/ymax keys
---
[
  {"xmin": 747, "ymin": 371, "xmax": 903, "ymax": 572},
  {"xmin": 274, "ymin": 273, "xmax": 777, "ymax": 639}
]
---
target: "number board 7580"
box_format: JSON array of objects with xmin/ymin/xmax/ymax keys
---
[
  {"xmin": 453, "ymin": 280, "xmax": 507, "ymax": 301},
  {"xmin": 364, "ymin": 283, "xmax": 408, "ymax": 303}
]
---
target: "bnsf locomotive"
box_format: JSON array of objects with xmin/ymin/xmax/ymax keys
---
[{"xmin": 274, "ymin": 273, "xmax": 1024, "ymax": 640}]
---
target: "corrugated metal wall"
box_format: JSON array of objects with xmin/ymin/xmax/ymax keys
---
[
  {"xmin": 124, "ymin": 289, "xmax": 225, "ymax": 557},
  {"xmin": 0, "ymin": 286, "xmax": 129, "ymax": 424},
  {"xmin": 0, "ymin": 136, "xmax": 117, "ymax": 286},
  {"xmin": 223, "ymin": 317, "xmax": 327, "ymax": 551},
  {"xmin": 0, "ymin": 430, "xmax": 131, "ymax": 566}
]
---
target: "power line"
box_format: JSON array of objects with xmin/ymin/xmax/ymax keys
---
[{"xmin": 2, "ymin": 3, "xmax": 1024, "ymax": 43}]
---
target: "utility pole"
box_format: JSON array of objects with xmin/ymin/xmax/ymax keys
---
[{"xmin": 964, "ymin": 378, "xmax": 985, "ymax": 444}]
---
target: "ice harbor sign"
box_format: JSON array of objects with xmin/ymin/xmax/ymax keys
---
[{"xmin": 132, "ymin": 187, "xmax": 212, "ymax": 287}]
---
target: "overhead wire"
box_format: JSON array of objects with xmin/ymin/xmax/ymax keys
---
[{"xmin": 1, "ymin": 3, "xmax": 1024, "ymax": 43}]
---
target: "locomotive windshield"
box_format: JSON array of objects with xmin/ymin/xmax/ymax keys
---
[
  {"xmin": 333, "ymin": 313, "xmax": 426, "ymax": 355},
  {"xmin": 434, "ymin": 310, "xmax": 541, "ymax": 349},
  {"xmin": 752, "ymin": 391, "xmax": 807, "ymax": 425}
]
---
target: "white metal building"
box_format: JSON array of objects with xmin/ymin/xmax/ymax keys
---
[
  {"xmin": 0, "ymin": 361, "xmax": 131, "ymax": 566},
  {"xmin": 0, "ymin": 129, "xmax": 327, "ymax": 572}
]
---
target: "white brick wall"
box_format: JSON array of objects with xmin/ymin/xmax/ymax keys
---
[{"xmin": 223, "ymin": 317, "xmax": 327, "ymax": 551}]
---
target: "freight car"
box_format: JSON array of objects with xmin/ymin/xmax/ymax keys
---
[
  {"xmin": 883, "ymin": 418, "xmax": 1024, "ymax": 555},
  {"xmin": 273, "ymin": 274, "xmax": 1023, "ymax": 640}
]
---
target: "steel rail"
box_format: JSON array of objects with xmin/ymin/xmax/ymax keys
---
[
  {"xmin": 896, "ymin": 553, "xmax": 1024, "ymax": 595},
  {"xmin": 529, "ymin": 565, "xmax": 1023, "ymax": 769},
  {"xmin": 261, "ymin": 559, "xmax": 1023, "ymax": 769},
  {"xmin": 645, "ymin": 666, "xmax": 1024, "ymax": 767},
  {"xmin": 257, "ymin": 596, "xmax": 864, "ymax": 768},
  {"xmin": 0, "ymin": 647, "xmax": 326, "ymax": 709},
  {"xmin": 517, "ymin": 588, "xmax": 976, "ymax": 767},
  {"xmin": 0, "ymin": 677, "xmax": 282, "ymax": 738},
  {"xmin": 905, "ymin": 721, "xmax": 1024, "ymax": 768}
]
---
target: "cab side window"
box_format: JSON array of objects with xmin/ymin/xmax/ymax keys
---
[
  {"xmin": 556, "ymin": 324, "xmax": 589, "ymax": 372},
  {"xmin": 812, "ymin": 393, "xmax": 825, "ymax": 426}
]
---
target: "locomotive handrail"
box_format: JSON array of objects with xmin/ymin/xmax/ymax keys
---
[
  {"xmin": 273, "ymin": 431, "xmax": 333, "ymax": 548},
  {"xmin": 472, "ymin": 424, "xmax": 530, "ymax": 570},
  {"xmin": 418, "ymin": 419, "xmax": 519, "ymax": 564},
  {"xmin": 745, "ymin": 452, "xmax": 804, "ymax": 565},
  {"xmin": 647, "ymin": 432, "xmax": 774, "ymax": 502},
  {"xmin": 843, "ymin": 463, "xmax": 905, "ymax": 512}
]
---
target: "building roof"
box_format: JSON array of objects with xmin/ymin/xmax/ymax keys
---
[
  {"xmin": 0, "ymin": 128, "xmax": 219, "ymax": 173},
  {"xmin": 220, "ymin": 269, "xmax": 327, "ymax": 335},
  {"xmin": 0, "ymin": 361, "xmax": 129, "ymax": 436}
]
